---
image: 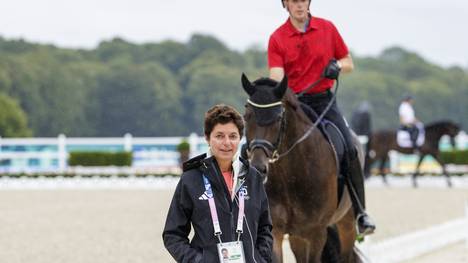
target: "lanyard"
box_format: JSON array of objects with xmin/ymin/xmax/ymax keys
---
[{"xmin": 203, "ymin": 174, "xmax": 245, "ymax": 242}]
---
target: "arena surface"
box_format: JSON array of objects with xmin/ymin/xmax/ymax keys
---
[{"xmin": 0, "ymin": 176, "xmax": 466, "ymax": 262}]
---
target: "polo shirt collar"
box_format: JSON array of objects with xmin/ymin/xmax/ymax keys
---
[{"xmin": 285, "ymin": 15, "xmax": 319, "ymax": 36}]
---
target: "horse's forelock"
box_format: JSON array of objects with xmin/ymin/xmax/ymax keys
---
[
  {"xmin": 247, "ymin": 78, "xmax": 283, "ymax": 126},
  {"xmin": 250, "ymin": 87, "xmax": 276, "ymax": 103},
  {"xmin": 249, "ymin": 78, "xmax": 281, "ymax": 105},
  {"xmin": 252, "ymin": 78, "xmax": 278, "ymax": 87}
]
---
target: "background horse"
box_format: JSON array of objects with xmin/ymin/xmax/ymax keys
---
[
  {"xmin": 364, "ymin": 120, "xmax": 461, "ymax": 187},
  {"xmin": 242, "ymin": 74, "xmax": 363, "ymax": 263}
]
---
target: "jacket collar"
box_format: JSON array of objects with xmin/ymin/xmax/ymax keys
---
[{"xmin": 199, "ymin": 153, "xmax": 250, "ymax": 197}]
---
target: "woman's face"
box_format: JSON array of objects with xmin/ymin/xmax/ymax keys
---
[{"xmin": 206, "ymin": 122, "xmax": 241, "ymax": 163}]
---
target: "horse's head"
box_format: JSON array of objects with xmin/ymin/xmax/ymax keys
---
[
  {"xmin": 426, "ymin": 120, "xmax": 462, "ymax": 149},
  {"xmin": 241, "ymin": 73, "xmax": 290, "ymax": 182}
]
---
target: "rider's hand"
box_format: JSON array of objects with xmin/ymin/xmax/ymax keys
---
[{"xmin": 323, "ymin": 59, "xmax": 341, "ymax": 80}]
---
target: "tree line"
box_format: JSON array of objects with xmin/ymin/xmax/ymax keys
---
[{"xmin": 0, "ymin": 35, "xmax": 466, "ymax": 137}]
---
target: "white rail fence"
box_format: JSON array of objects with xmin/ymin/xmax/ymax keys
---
[
  {"xmin": 0, "ymin": 133, "xmax": 206, "ymax": 173},
  {"xmin": 0, "ymin": 132, "xmax": 466, "ymax": 174},
  {"xmin": 358, "ymin": 202, "xmax": 468, "ymax": 262}
]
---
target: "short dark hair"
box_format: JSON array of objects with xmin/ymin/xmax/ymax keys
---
[
  {"xmin": 204, "ymin": 104, "xmax": 244, "ymax": 138},
  {"xmin": 403, "ymin": 94, "xmax": 414, "ymax": 102}
]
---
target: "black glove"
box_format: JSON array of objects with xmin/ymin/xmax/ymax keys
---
[{"xmin": 323, "ymin": 59, "xmax": 341, "ymax": 80}]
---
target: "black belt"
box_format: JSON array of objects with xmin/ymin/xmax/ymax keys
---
[{"xmin": 298, "ymin": 88, "xmax": 333, "ymax": 99}]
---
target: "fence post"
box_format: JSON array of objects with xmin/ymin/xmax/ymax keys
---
[
  {"xmin": 188, "ymin": 133, "xmax": 198, "ymax": 158},
  {"xmin": 389, "ymin": 150, "xmax": 399, "ymax": 174},
  {"xmin": 58, "ymin": 134, "xmax": 66, "ymax": 173},
  {"xmin": 124, "ymin": 133, "xmax": 133, "ymax": 152},
  {"xmin": 457, "ymin": 131, "xmax": 467, "ymax": 150}
]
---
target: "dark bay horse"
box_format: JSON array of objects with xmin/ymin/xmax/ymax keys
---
[
  {"xmin": 241, "ymin": 74, "xmax": 363, "ymax": 263},
  {"xmin": 365, "ymin": 120, "xmax": 461, "ymax": 187}
]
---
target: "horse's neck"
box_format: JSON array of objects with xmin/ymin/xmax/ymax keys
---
[
  {"xmin": 427, "ymin": 126, "xmax": 447, "ymax": 142},
  {"xmin": 280, "ymin": 108, "xmax": 324, "ymax": 155}
]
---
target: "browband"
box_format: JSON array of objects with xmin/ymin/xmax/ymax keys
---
[{"xmin": 246, "ymin": 99, "xmax": 282, "ymax": 108}]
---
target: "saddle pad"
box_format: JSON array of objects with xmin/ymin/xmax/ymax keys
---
[{"xmin": 397, "ymin": 123, "xmax": 425, "ymax": 148}]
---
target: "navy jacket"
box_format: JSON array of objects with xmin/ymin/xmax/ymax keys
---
[{"xmin": 163, "ymin": 154, "xmax": 273, "ymax": 263}]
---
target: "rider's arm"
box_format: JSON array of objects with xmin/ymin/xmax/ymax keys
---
[
  {"xmin": 338, "ymin": 54, "xmax": 354, "ymax": 74},
  {"xmin": 270, "ymin": 67, "xmax": 285, "ymax": 82},
  {"xmin": 268, "ymin": 35, "xmax": 285, "ymax": 82}
]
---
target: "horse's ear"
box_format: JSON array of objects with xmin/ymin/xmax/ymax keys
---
[
  {"xmin": 274, "ymin": 75, "xmax": 288, "ymax": 99},
  {"xmin": 241, "ymin": 73, "xmax": 255, "ymax": 96}
]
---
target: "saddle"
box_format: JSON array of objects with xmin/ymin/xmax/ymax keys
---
[{"xmin": 397, "ymin": 123, "xmax": 425, "ymax": 148}]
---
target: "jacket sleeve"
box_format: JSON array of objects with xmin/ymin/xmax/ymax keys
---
[
  {"xmin": 162, "ymin": 178, "xmax": 202, "ymax": 263},
  {"xmin": 255, "ymin": 176, "xmax": 273, "ymax": 263}
]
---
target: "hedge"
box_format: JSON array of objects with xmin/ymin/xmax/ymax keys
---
[
  {"xmin": 0, "ymin": 173, "xmax": 179, "ymax": 178},
  {"xmin": 68, "ymin": 151, "xmax": 132, "ymax": 166},
  {"xmin": 440, "ymin": 149, "xmax": 468, "ymax": 165},
  {"xmin": 176, "ymin": 139, "xmax": 190, "ymax": 151}
]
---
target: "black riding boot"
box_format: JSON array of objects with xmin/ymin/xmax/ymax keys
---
[{"xmin": 346, "ymin": 155, "xmax": 376, "ymax": 236}]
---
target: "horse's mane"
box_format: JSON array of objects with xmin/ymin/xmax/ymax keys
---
[
  {"xmin": 425, "ymin": 120, "xmax": 458, "ymax": 130},
  {"xmin": 282, "ymin": 87, "xmax": 312, "ymax": 125}
]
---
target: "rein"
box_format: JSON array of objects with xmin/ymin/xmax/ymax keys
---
[{"xmin": 248, "ymin": 78, "xmax": 340, "ymax": 163}]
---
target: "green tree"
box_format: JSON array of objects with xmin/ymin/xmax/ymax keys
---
[
  {"xmin": 95, "ymin": 62, "xmax": 183, "ymax": 136},
  {"xmin": 0, "ymin": 93, "xmax": 31, "ymax": 137},
  {"xmin": 182, "ymin": 65, "xmax": 246, "ymax": 134}
]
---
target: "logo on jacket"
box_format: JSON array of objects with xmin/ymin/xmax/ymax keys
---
[
  {"xmin": 198, "ymin": 190, "xmax": 211, "ymax": 200},
  {"xmin": 239, "ymin": 186, "xmax": 250, "ymax": 200},
  {"xmin": 198, "ymin": 186, "xmax": 250, "ymax": 200}
]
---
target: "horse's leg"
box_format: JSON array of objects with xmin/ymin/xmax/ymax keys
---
[
  {"xmin": 334, "ymin": 208, "xmax": 358, "ymax": 263},
  {"xmin": 379, "ymin": 155, "xmax": 389, "ymax": 185},
  {"xmin": 431, "ymin": 153, "xmax": 452, "ymax": 188},
  {"xmin": 289, "ymin": 235, "xmax": 310, "ymax": 263},
  {"xmin": 287, "ymin": 230, "xmax": 328, "ymax": 263},
  {"xmin": 272, "ymin": 228, "xmax": 284, "ymax": 263},
  {"xmin": 412, "ymin": 154, "xmax": 425, "ymax": 188},
  {"xmin": 304, "ymin": 227, "xmax": 328, "ymax": 263}
]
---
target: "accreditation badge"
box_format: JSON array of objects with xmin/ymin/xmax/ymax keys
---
[{"xmin": 217, "ymin": 241, "xmax": 246, "ymax": 263}]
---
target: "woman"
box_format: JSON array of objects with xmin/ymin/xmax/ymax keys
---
[{"xmin": 163, "ymin": 104, "xmax": 273, "ymax": 263}]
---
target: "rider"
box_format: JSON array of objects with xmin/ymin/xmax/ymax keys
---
[
  {"xmin": 399, "ymin": 95, "xmax": 420, "ymax": 149},
  {"xmin": 268, "ymin": 0, "xmax": 375, "ymax": 236}
]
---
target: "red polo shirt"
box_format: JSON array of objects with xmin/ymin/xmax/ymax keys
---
[{"xmin": 268, "ymin": 16, "xmax": 349, "ymax": 94}]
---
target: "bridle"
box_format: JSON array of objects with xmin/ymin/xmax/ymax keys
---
[
  {"xmin": 246, "ymin": 79, "xmax": 340, "ymax": 163},
  {"xmin": 247, "ymin": 99, "xmax": 287, "ymax": 163}
]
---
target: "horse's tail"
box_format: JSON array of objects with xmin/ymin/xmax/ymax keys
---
[{"xmin": 321, "ymin": 226, "xmax": 341, "ymax": 263}]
